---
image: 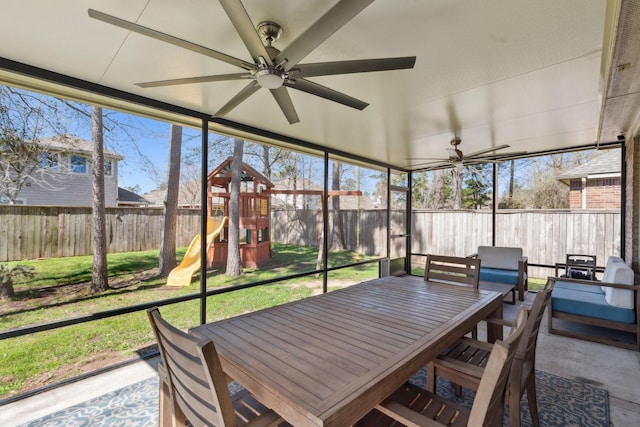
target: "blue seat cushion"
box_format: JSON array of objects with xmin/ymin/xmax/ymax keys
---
[
  {"xmin": 552, "ymin": 285, "xmax": 636, "ymax": 324},
  {"xmin": 554, "ymin": 280, "xmax": 604, "ymax": 295},
  {"xmin": 479, "ymin": 267, "xmax": 519, "ymax": 285}
]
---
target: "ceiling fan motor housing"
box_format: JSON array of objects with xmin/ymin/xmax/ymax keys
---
[
  {"xmin": 256, "ymin": 68, "xmax": 285, "ymax": 89},
  {"xmin": 257, "ymin": 21, "xmax": 283, "ymax": 44}
]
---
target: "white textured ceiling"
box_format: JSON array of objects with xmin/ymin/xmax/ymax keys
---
[{"xmin": 0, "ymin": 0, "xmax": 637, "ymax": 169}]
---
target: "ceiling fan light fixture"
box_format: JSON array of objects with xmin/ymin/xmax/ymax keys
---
[{"xmin": 256, "ymin": 68, "xmax": 285, "ymax": 89}]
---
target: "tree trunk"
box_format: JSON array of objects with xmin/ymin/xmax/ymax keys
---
[
  {"xmin": 330, "ymin": 161, "xmax": 346, "ymax": 250},
  {"xmin": 159, "ymin": 124, "xmax": 182, "ymax": 276},
  {"xmin": 90, "ymin": 106, "xmax": 108, "ymax": 294},
  {"xmin": 262, "ymin": 145, "xmax": 271, "ymax": 178},
  {"xmin": 433, "ymin": 170, "xmax": 444, "ymax": 208},
  {"xmin": 0, "ymin": 279, "xmax": 15, "ymax": 299},
  {"xmin": 226, "ymin": 138, "xmax": 244, "ymax": 276},
  {"xmin": 451, "ymin": 168, "xmax": 463, "ymax": 209},
  {"xmin": 507, "ymin": 159, "xmax": 515, "ymax": 207}
]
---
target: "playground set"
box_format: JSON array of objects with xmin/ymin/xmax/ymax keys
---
[
  {"xmin": 167, "ymin": 157, "xmax": 362, "ymax": 286},
  {"xmin": 167, "ymin": 158, "xmax": 273, "ymax": 286}
]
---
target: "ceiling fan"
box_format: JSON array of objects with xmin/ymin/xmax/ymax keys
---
[
  {"xmin": 408, "ymin": 137, "xmax": 524, "ymax": 170},
  {"xmin": 88, "ymin": 0, "xmax": 416, "ymax": 125}
]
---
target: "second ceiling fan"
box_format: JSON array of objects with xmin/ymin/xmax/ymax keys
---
[
  {"xmin": 409, "ymin": 137, "xmax": 524, "ymax": 170},
  {"xmin": 88, "ymin": 0, "xmax": 416, "ymax": 124}
]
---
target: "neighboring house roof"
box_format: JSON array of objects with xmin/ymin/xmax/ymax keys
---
[
  {"xmin": 37, "ymin": 134, "xmax": 124, "ymax": 160},
  {"xmin": 117, "ymin": 187, "xmax": 149, "ymax": 206},
  {"xmin": 555, "ymin": 149, "xmax": 621, "ymax": 183}
]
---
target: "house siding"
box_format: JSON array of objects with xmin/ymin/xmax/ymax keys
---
[{"xmin": 11, "ymin": 141, "xmax": 120, "ymax": 207}]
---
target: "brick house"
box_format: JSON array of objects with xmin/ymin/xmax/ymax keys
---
[{"xmin": 555, "ymin": 149, "xmax": 621, "ymax": 209}]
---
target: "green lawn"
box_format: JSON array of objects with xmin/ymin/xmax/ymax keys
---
[
  {"xmin": 2, "ymin": 245, "xmax": 548, "ymax": 399},
  {"xmin": 0, "ymin": 244, "xmax": 379, "ymax": 398}
]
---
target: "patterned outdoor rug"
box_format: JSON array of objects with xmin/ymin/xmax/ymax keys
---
[{"xmin": 20, "ymin": 369, "xmax": 608, "ymax": 426}]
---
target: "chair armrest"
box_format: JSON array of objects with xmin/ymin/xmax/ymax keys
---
[
  {"xmin": 484, "ymin": 317, "xmax": 513, "ymax": 328},
  {"xmin": 555, "ymin": 262, "xmax": 564, "ymax": 276},
  {"xmin": 519, "ymin": 257, "xmax": 528, "ymax": 272},
  {"xmin": 549, "ymin": 276, "xmax": 636, "ymax": 291}
]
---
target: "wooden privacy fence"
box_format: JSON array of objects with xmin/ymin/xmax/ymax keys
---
[
  {"xmin": 411, "ymin": 209, "xmax": 621, "ymax": 278},
  {"xmin": 0, "ymin": 206, "xmax": 621, "ymax": 279},
  {"xmin": 0, "ymin": 206, "xmax": 200, "ymax": 262}
]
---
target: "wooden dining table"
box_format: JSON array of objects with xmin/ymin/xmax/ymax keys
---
[{"xmin": 190, "ymin": 275, "xmax": 503, "ymax": 427}]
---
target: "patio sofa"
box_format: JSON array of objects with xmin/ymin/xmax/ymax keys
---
[
  {"xmin": 548, "ymin": 256, "xmax": 639, "ymax": 351},
  {"xmin": 470, "ymin": 246, "xmax": 528, "ymax": 301}
]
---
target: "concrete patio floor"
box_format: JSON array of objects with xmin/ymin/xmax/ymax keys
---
[{"xmin": 3, "ymin": 293, "xmax": 640, "ymax": 426}]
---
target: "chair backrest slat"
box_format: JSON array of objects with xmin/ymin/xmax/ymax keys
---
[
  {"xmin": 148, "ymin": 307, "xmax": 237, "ymax": 427},
  {"xmin": 424, "ymin": 254, "xmax": 481, "ymax": 288},
  {"xmin": 518, "ymin": 281, "xmax": 554, "ymax": 359},
  {"xmin": 468, "ymin": 307, "xmax": 528, "ymax": 427}
]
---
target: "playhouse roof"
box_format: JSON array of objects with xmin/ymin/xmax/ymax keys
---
[{"xmin": 207, "ymin": 157, "xmax": 274, "ymax": 189}]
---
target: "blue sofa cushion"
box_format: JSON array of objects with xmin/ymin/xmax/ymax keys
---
[
  {"xmin": 552, "ymin": 284, "xmax": 636, "ymax": 324},
  {"xmin": 479, "ymin": 267, "xmax": 519, "ymax": 285},
  {"xmin": 554, "ymin": 280, "xmax": 605, "ymax": 295}
]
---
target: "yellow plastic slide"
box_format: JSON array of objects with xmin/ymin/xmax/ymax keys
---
[{"xmin": 167, "ymin": 216, "xmax": 228, "ymax": 287}]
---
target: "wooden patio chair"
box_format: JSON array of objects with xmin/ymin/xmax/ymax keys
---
[
  {"xmin": 148, "ymin": 307, "xmax": 286, "ymax": 427},
  {"xmin": 356, "ymin": 307, "xmax": 528, "ymax": 427},
  {"xmin": 424, "ymin": 254, "xmax": 481, "ymax": 288},
  {"xmin": 425, "ymin": 254, "xmax": 482, "ymax": 338},
  {"xmin": 427, "ymin": 282, "xmax": 554, "ymax": 427}
]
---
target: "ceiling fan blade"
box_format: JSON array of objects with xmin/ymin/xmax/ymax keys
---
[
  {"xmin": 88, "ymin": 9, "xmax": 253, "ymax": 70},
  {"xmin": 218, "ymin": 0, "xmax": 272, "ymax": 65},
  {"xmin": 475, "ymin": 150, "xmax": 528, "ymax": 160},
  {"xmin": 464, "ymin": 144, "xmax": 510, "ymax": 158},
  {"xmin": 270, "ymin": 87, "xmax": 300, "ymax": 124},
  {"xmin": 446, "ymin": 101, "xmax": 461, "ymax": 136},
  {"xmin": 275, "ymin": 0, "xmax": 375, "ymax": 71},
  {"xmin": 463, "ymin": 159, "xmax": 503, "ymax": 165},
  {"xmin": 404, "ymin": 157, "xmax": 449, "ymax": 161},
  {"xmin": 294, "ymin": 57, "xmax": 416, "ymax": 77},
  {"xmin": 286, "ymin": 78, "xmax": 368, "ymax": 110},
  {"xmin": 410, "ymin": 160, "xmax": 452, "ymax": 169},
  {"xmin": 136, "ymin": 73, "xmax": 252, "ymax": 88},
  {"xmin": 214, "ymin": 80, "xmax": 260, "ymax": 117}
]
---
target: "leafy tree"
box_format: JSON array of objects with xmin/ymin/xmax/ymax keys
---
[
  {"xmin": 0, "ymin": 87, "xmax": 56, "ymax": 203},
  {"xmin": 1, "ymin": 85, "xmax": 155, "ymax": 293},
  {"xmin": 411, "ymin": 172, "xmax": 429, "ymax": 209},
  {"xmin": 462, "ymin": 164, "xmax": 492, "ymax": 209},
  {"xmin": 432, "ymin": 170, "xmax": 446, "ymax": 209}
]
